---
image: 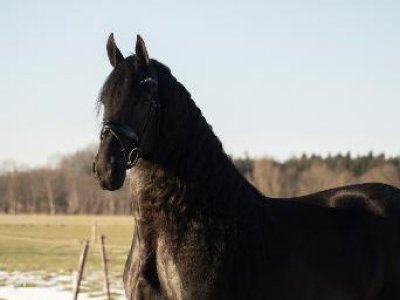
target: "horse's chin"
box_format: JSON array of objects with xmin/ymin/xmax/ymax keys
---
[
  {"xmin": 101, "ymin": 181, "xmax": 124, "ymax": 191},
  {"xmin": 98, "ymin": 172, "xmax": 126, "ymax": 191}
]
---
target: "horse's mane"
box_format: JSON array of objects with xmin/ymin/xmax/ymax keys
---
[
  {"xmin": 131, "ymin": 59, "xmax": 260, "ymax": 238},
  {"xmin": 152, "ymin": 59, "xmax": 224, "ymax": 167}
]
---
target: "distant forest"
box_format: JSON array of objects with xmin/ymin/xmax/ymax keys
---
[{"xmin": 1, "ymin": 146, "xmax": 400, "ymax": 214}]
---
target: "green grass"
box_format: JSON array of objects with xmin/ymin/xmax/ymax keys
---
[{"xmin": 0, "ymin": 214, "xmax": 135, "ymax": 275}]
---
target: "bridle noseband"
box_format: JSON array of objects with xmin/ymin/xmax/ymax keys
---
[
  {"xmin": 101, "ymin": 120, "xmax": 140, "ymax": 168},
  {"xmin": 100, "ymin": 77, "xmax": 159, "ymax": 169}
]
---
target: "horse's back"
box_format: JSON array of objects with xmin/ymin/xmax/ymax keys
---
[{"xmin": 294, "ymin": 183, "xmax": 400, "ymax": 217}]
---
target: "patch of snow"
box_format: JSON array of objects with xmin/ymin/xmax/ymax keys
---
[{"xmin": 0, "ymin": 270, "xmax": 126, "ymax": 300}]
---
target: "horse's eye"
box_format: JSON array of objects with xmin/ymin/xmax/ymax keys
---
[{"xmin": 140, "ymin": 78, "xmax": 157, "ymax": 91}]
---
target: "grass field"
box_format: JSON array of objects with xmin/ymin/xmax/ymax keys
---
[{"xmin": 0, "ymin": 214, "xmax": 135, "ymax": 276}]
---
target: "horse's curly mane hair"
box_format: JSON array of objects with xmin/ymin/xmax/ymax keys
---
[{"xmin": 111, "ymin": 57, "xmax": 261, "ymax": 250}]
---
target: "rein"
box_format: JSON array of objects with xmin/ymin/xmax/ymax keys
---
[{"xmin": 100, "ymin": 77, "xmax": 159, "ymax": 169}]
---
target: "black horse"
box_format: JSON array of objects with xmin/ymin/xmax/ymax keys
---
[{"xmin": 93, "ymin": 34, "xmax": 400, "ymax": 300}]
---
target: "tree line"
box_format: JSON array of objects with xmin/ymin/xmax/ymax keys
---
[{"xmin": 1, "ymin": 147, "xmax": 400, "ymax": 214}]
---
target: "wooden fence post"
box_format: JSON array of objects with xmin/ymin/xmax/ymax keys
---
[
  {"xmin": 100, "ymin": 235, "xmax": 111, "ymax": 300},
  {"xmin": 73, "ymin": 240, "xmax": 89, "ymax": 300},
  {"xmin": 91, "ymin": 221, "xmax": 98, "ymax": 244}
]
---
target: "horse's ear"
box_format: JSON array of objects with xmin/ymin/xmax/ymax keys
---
[
  {"xmin": 135, "ymin": 34, "xmax": 150, "ymax": 67},
  {"xmin": 106, "ymin": 33, "xmax": 124, "ymax": 68}
]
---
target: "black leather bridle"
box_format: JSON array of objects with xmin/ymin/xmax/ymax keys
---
[{"xmin": 100, "ymin": 77, "xmax": 159, "ymax": 169}]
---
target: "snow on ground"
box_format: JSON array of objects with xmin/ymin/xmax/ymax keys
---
[
  {"xmin": 0, "ymin": 270, "xmax": 126, "ymax": 300},
  {"xmin": 0, "ymin": 286, "xmax": 74, "ymax": 300}
]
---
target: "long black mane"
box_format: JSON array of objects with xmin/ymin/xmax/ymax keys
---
[{"xmin": 126, "ymin": 57, "xmax": 260, "ymax": 236}]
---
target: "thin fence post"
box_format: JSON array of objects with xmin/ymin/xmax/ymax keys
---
[
  {"xmin": 100, "ymin": 235, "xmax": 111, "ymax": 300},
  {"xmin": 91, "ymin": 221, "xmax": 98, "ymax": 244},
  {"xmin": 73, "ymin": 240, "xmax": 89, "ymax": 300}
]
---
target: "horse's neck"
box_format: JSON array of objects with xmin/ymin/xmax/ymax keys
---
[
  {"xmin": 130, "ymin": 92, "xmax": 260, "ymax": 233},
  {"xmin": 130, "ymin": 146, "xmax": 257, "ymax": 230}
]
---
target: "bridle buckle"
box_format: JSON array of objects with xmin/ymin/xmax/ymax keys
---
[{"xmin": 127, "ymin": 147, "xmax": 139, "ymax": 169}]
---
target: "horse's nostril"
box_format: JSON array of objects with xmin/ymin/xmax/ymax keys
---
[{"xmin": 92, "ymin": 161, "xmax": 97, "ymax": 176}]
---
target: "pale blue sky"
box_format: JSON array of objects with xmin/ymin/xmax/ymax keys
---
[{"xmin": 1, "ymin": 0, "xmax": 399, "ymax": 167}]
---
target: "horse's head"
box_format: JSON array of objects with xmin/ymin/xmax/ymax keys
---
[{"xmin": 93, "ymin": 34, "xmax": 160, "ymax": 191}]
